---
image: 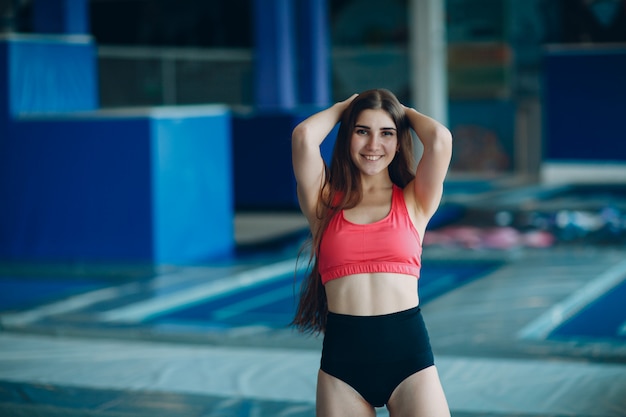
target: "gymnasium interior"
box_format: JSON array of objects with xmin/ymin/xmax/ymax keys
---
[{"xmin": 1, "ymin": 1, "xmax": 625, "ymax": 416}]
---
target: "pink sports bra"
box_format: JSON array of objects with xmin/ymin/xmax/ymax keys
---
[{"xmin": 318, "ymin": 185, "xmax": 422, "ymax": 285}]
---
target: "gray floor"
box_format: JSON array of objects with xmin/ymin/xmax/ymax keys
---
[{"xmin": 1, "ymin": 208, "xmax": 626, "ymax": 416}]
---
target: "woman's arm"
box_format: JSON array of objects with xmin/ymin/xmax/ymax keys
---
[
  {"xmin": 404, "ymin": 107, "xmax": 453, "ymax": 219},
  {"xmin": 292, "ymin": 95, "xmax": 357, "ymax": 225}
]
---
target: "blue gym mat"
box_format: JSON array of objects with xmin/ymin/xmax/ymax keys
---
[
  {"xmin": 549, "ymin": 278, "xmax": 626, "ymax": 342},
  {"xmin": 147, "ymin": 261, "xmax": 500, "ymax": 329}
]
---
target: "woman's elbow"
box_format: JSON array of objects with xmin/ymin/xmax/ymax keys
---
[
  {"xmin": 433, "ymin": 126, "xmax": 453, "ymax": 153},
  {"xmin": 291, "ymin": 123, "xmax": 310, "ymax": 145},
  {"xmin": 438, "ymin": 125, "xmax": 453, "ymax": 143}
]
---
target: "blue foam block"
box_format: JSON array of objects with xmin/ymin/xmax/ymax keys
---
[
  {"xmin": 232, "ymin": 108, "xmax": 336, "ymax": 210},
  {"xmin": 0, "ymin": 41, "xmax": 8, "ymax": 126},
  {"xmin": 544, "ymin": 47, "xmax": 626, "ymax": 161},
  {"xmin": 3, "ymin": 35, "xmax": 98, "ymax": 116},
  {"xmin": 0, "ymin": 106, "xmax": 233, "ymax": 264}
]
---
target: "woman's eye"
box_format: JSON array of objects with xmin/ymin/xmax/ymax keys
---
[{"xmin": 356, "ymin": 129, "xmax": 368, "ymax": 135}]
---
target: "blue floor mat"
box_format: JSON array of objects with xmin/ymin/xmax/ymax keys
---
[
  {"xmin": 148, "ymin": 261, "xmax": 500, "ymax": 329},
  {"xmin": 549, "ymin": 279, "xmax": 626, "ymax": 342},
  {"xmin": 0, "ymin": 278, "xmax": 103, "ymax": 311}
]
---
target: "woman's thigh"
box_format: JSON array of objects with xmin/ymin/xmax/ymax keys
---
[
  {"xmin": 316, "ymin": 369, "xmax": 376, "ymax": 417},
  {"xmin": 387, "ymin": 365, "xmax": 450, "ymax": 417}
]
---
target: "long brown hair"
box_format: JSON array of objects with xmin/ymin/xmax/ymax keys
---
[{"xmin": 292, "ymin": 89, "xmax": 416, "ymax": 334}]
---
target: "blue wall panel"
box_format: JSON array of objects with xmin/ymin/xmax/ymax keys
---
[
  {"xmin": 1, "ymin": 116, "xmax": 153, "ymax": 262},
  {"xmin": 0, "ymin": 41, "xmax": 8, "ymax": 126},
  {"xmin": 232, "ymin": 109, "xmax": 336, "ymax": 210},
  {"xmin": 152, "ymin": 111, "xmax": 233, "ymax": 263},
  {"xmin": 296, "ymin": 0, "xmax": 331, "ymax": 107},
  {"xmin": 0, "ymin": 107, "xmax": 234, "ymax": 264},
  {"xmin": 544, "ymin": 47, "xmax": 626, "ymax": 162},
  {"xmin": 0, "ymin": 42, "xmax": 8, "ymax": 154},
  {"xmin": 33, "ymin": 0, "xmax": 90, "ymax": 35},
  {"xmin": 252, "ymin": 0, "xmax": 297, "ymax": 109},
  {"xmin": 7, "ymin": 36, "xmax": 98, "ymax": 115},
  {"xmin": 232, "ymin": 112, "xmax": 297, "ymax": 209}
]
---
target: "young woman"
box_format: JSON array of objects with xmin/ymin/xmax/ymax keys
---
[{"xmin": 291, "ymin": 89, "xmax": 452, "ymax": 416}]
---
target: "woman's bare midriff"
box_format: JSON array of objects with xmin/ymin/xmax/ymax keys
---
[{"xmin": 324, "ymin": 273, "xmax": 419, "ymax": 316}]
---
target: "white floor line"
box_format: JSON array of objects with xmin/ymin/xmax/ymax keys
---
[
  {"xmin": 0, "ymin": 266, "xmax": 228, "ymax": 327},
  {"xmin": 213, "ymin": 285, "xmax": 295, "ymax": 321},
  {"xmin": 517, "ymin": 259, "xmax": 626, "ymax": 340},
  {"xmin": 0, "ymin": 282, "xmax": 141, "ymax": 327},
  {"xmin": 99, "ymin": 258, "xmax": 301, "ymax": 323}
]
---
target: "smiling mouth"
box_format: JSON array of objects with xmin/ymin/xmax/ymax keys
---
[{"xmin": 363, "ymin": 155, "xmax": 383, "ymax": 161}]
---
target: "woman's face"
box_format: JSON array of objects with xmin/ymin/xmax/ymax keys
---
[{"xmin": 349, "ymin": 109, "xmax": 398, "ymax": 177}]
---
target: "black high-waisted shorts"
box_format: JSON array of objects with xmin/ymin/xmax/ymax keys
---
[{"xmin": 320, "ymin": 306, "xmax": 434, "ymax": 408}]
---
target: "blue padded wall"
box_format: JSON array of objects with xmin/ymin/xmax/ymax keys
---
[
  {"xmin": 151, "ymin": 111, "xmax": 233, "ymax": 263},
  {"xmin": 2, "ymin": 115, "xmax": 152, "ymax": 262},
  {"xmin": 0, "ymin": 106, "xmax": 233, "ymax": 264},
  {"xmin": 0, "ymin": 41, "xmax": 8, "ymax": 141},
  {"xmin": 252, "ymin": 0, "xmax": 297, "ymax": 110},
  {"xmin": 5, "ymin": 35, "xmax": 98, "ymax": 116},
  {"xmin": 32, "ymin": 0, "xmax": 90, "ymax": 35},
  {"xmin": 0, "ymin": 41, "xmax": 8, "ymax": 119},
  {"xmin": 544, "ymin": 47, "xmax": 626, "ymax": 162},
  {"xmin": 232, "ymin": 109, "xmax": 336, "ymax": 210}
]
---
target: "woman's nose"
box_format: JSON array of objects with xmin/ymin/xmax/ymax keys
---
[{"xmin": 366, "ymin": 135, "xmax": 380, "ymax": 148}]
